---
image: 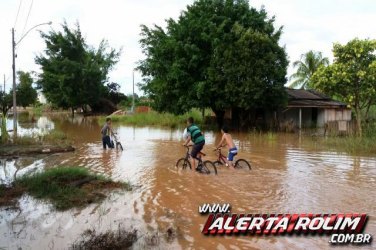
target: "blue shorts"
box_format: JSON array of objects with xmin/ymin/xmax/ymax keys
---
[{"xmin": 227, "ymin": 147, "xmax": 238, "ymax": 161}]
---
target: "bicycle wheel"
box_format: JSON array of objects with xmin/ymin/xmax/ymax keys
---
[
  {"xmin": 176, "ymin": 158, "xmax": 191, "ymax": 170},
  {"xmin": 213, "ymin": 160, "xmax": 224, "ymax": 167},
  {"xmin": 201, "ymin": 160, "xmax": 217, "ymax": 175},
  {"xmin": 234, "ymin": 159, "xmax": 251, "ymax": 170}
]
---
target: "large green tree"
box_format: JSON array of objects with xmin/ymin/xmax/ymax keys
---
[
  {"xmin": 16, "ymin": 71, "xmax": 37, "ymax": 108},
  {"xmin": 312, "ymin": 38, "xmax": 376, "ymax": 136},
  {"xmin": 289, "ymin": 50, "xmax": 329, "ymax": 89},
  {"xmin": 139, "ymin": 0, "xmax": 288, "ymax": 126},
  {"xmin": 35, "ymin": 22, "xmax": 120, "ymax": 116}
]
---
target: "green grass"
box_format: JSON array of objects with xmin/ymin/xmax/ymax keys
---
[
  {"xmin": 32, "ymin": 105, "xmax": 43, "ymax": 116},
  {"xmin": 12, "ymin": 135, "xmax": 37, "ymax": 145},
  {"xmin": 266, "ymin": 131, "xmax": 277, "ymax": 141},
  {"xmin": 43, "ymin": 129, "xmax": 67, "ymax": 141},
  {"xmin": 10, "ymin": 167, "xmax": 131, "ymax": 210},
  {"xmin": 9, "ymin": 129, "xmax": 69, "ymax": 146},
  {"xmin": 100, "ymin": 109, "xmax": 203, "ymax": 128},
  {"xmin": 322, "ymin": 136, "xmax": 376, "ymax": 154},
  {"xmin": 321, "ymin": 122, "xmax": 376, "ymax": 154},
  {"xmin": 31, "ymin": 103, "xmax": 57, "ymax": 115}
]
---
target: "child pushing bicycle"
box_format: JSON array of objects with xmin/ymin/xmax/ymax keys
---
[
  {"xmin": 216, "ymin": 125, "xmax": 237, "ymax": 168},
  {"xmin": 101, "ymin": 117, "xmax": 115, "ymax": 149}
]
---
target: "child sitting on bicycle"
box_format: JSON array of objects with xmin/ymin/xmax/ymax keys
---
[
  {"xmin": 183, "ymin": 117, "xmax": 205, "ymax": 171},
  {"xmin": 216, "ymin": 125, "xmax": 237, "ymax": 168}
]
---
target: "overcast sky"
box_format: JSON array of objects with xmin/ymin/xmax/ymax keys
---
[{"xmin": 0, "ymin": 0, "xmax": 375, "ymax": 95}]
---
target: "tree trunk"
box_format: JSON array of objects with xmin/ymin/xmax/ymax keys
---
[
  {"xmin": 212, "ymin": 109, "xmax": 225, "ymax": 130},
  {"xmin": 71, "ymin": 107, "xmax": 75, "ymax": 117},
  {"xmin": 364, "ymin": 101, "xmax": 372, "ymax": 122},
  {"xmin": 355, "ymin": 106, "xmax": 362, "ymax": 137}
]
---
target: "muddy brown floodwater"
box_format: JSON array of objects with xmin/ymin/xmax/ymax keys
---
[{"xmin": 1, "ymin": 115, "xmax": 375, "ymax": 250}]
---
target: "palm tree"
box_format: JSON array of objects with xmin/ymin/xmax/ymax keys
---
[{"xmin": 289, "ymin": 50, "xmax": 329, "ymax": 89}]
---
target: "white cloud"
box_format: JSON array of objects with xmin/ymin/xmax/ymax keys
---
[
  {"xmin": 1, "ymin": 0, "xmax": 375, "ymax": 94},
  {"xmin": 251, "ymin": 0, "xmax": 376, "ymax": 79}
]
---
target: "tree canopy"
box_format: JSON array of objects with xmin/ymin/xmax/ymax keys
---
[
  {"xmin": 311, "ymin": 38, "xmax": 376, "ymax": 136},
  {"xmin": 16, "ymin": 71, "xmax": 37, "ymax": 108},
  {"xmin": 138, "ymin": 0, "xmax": 288, "ymax": 125},
  {"xmin": 289, "ymin": 50, "xmax": 329, "ymax": 89},
  {"xmin": 0, "ymin": 90, "xmax": 12, "ymax": 116},
  {"xmin": 35, "ymin": 22, "xmax": 121, "ymax": 115}
]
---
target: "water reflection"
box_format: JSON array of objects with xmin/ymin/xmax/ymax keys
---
[{"xmin": 6, "ymin": 115, "xmax": 54, "ymax": 137}]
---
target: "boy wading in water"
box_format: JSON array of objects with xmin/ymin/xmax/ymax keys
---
[
  {"xmin": 101, "ymin": 117, "xmax": 114, "ymax": 149},
  {"xmin": 216, "ymin": 125, "xmax": 237, "ymax": 168},
  {"xmin": 183, "ymin": 117, "xmax": 205, "ymax": 171}
]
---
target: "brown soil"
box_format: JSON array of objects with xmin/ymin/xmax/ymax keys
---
[
  {"xmin": 0, "ymin": 184, "xmax": 25, "ymax": 208},
  {"xmin": 0, "ymin": 144, "xmax": 75, "ymax": 157}
]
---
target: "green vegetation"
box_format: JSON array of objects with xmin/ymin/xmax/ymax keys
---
[
  {"xmin": 322, "ymin": 137, "xmax": 376, "ymax": 155},
  {"xmin": 36, "ymin": 22, "xmax": 122, "ymax": 116},
  {"xmin": 364, "ymin": 105, "xmax": 376, "ymax": 122},
  {"xmin": 0, "ymin": 167, "xmax": 130, "ymax": 210},
  {"xmin": 8, "ymin": 129, "xmax": 69, "ymax": 146},
  {"xmin": 139, "ymin": 0, "xmax": 288, "ymax": 127},
  {"xmin": 0, "ymin": 91, "xmax": 12, "ymax": 143},
  {"xmin": 16, "ymin": 71, "xmax": 38, "ymax": 108},
  {"xmin": 312, "ymin": 38, "xmax": 376, "ymax": 136},
  {"xmin": 1, "ymin": 71, "xmax": 37, "ymax": 143},
  {"xmin": 322, "ymin": 123, "xmax": 376, "ymax": 155},
  {"xmin": 32, "ymin": 104, "xmax": 44, "ymax": 116},
  {"xmin": 289, "ymin": 50, "xmax": 329, "ymax": 89},
  {"xmin": 266, "ymin": 131, "xmax": 277, "ymax": 141},
  {"xmin": 43, "ymin": 129, "xmax": 67, "ymax": 141},
  {"xmin": 101, "ymin": 109, "xmax": 203, "ymax": 128}
]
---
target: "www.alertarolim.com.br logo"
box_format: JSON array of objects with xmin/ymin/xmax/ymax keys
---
[{"xmin": 198, "ymin": 203, "xmax": 372, "ymax": 245}]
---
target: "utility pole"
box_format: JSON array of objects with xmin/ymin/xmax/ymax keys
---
[
  {"xmin": 10, "ymin": 22, "xmax": 52, "ymax": 138},
  {"xmin": 12, "ymin": 28, "xmax": 17, "ymax": 136},
  {"xmin": 132, "ymin": 70, "xmax": 135, "ymax": 113}
]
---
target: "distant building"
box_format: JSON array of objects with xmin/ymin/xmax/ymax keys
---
[
  {"xmin": 282, "ymin": 88, "xmax": 352, "ymax": 130},
  {"xmin": 37, "ymin": 90, "xmax": 47, "ymax": 104},
  {"xmin": 224, "ymin": 88, "xmax": 352, "ymax": 132}
]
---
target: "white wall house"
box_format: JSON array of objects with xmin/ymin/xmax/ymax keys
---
[
  {"xmin": 37, "ymin": 90, "xmax": 47, "ymax": 104},
  {"xmin": 283, "ymin": 89, "xmax": 352, "ymax": 129}
]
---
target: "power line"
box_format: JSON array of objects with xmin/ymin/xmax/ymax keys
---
[
  {"xmin": 21, "ymin": 0, "xmax": 34, "ymax": 38},
  {"xmin": 13, "ymin": 0, "xmax": 23, "ymax": 28}
]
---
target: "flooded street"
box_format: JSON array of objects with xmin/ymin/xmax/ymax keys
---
[{"xmin": 1, "ymin": 115, "xmax": 376, "ymax": 249}]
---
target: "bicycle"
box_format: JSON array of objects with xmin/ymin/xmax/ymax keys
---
[
  {"xmin": 213, "ymin": 147, "xmax": 251, "ymax": 170},
  {"xmin": 112, "ymin": 132, "xmax": 123, "ymax": 151},
  {"xmin": 176, "ymin": 145, "xmax": 217, "ymax": 175}
]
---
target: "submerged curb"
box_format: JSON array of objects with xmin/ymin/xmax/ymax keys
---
[{"xmin": 0, "ymin": 145, "xmax": 75, "ymax": 157}]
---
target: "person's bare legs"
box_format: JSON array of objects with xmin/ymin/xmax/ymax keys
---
[
  {"xmin": 229, "ymin": 160, "xmax": 235, "ymax": 169},
  {"xmin": 191, "ymin": 158, "xmax": 196, "ymax": 170},
  {"xmin": 226, "ymin": 159, "xmax": 235, "ymax": 169}
]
